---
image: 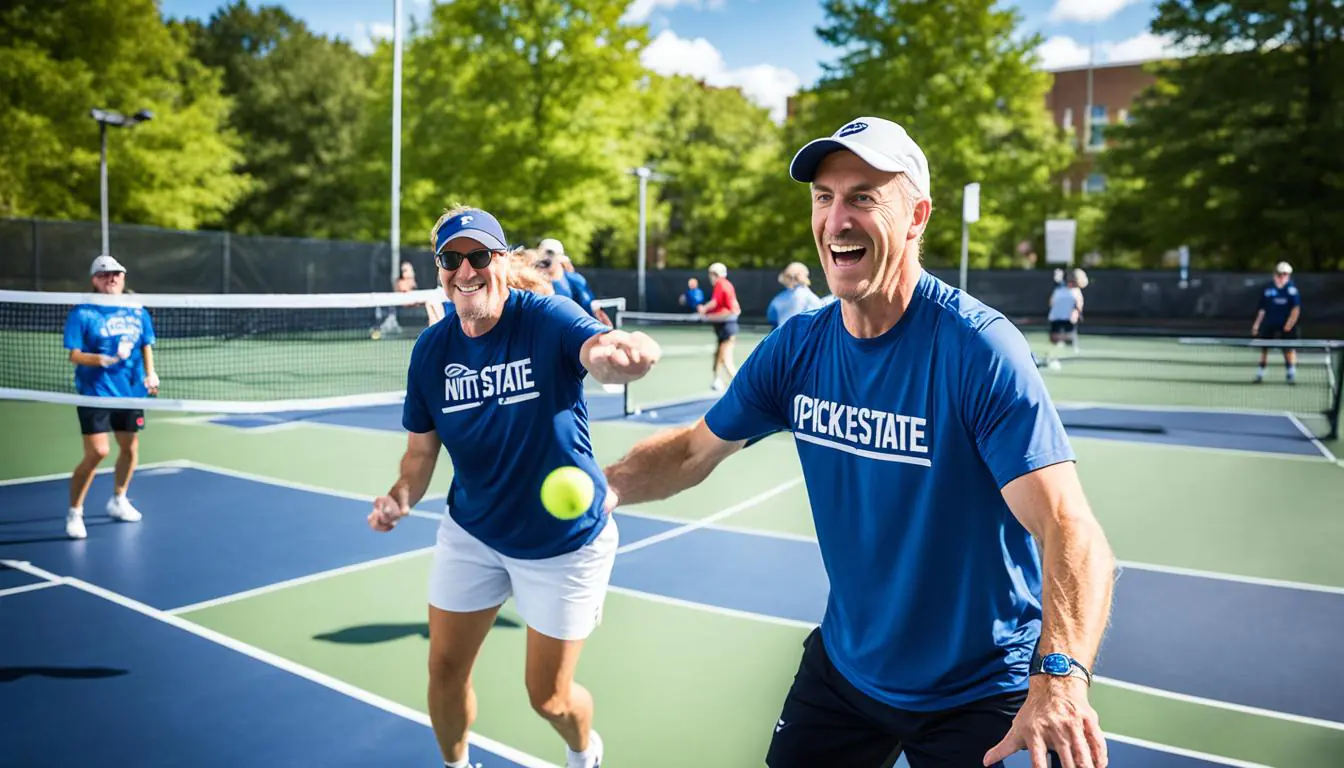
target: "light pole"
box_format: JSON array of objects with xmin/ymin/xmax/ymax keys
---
[
  {"xmin": 627, "ymin": 165, "xmax": 668, "ymax": 311},
  {"xmin": 90, "ymin": 108, "xmax": 153, "ymax": 257},
  {"xmin": 390, "ymin": 0, "xmax": 404, "ymax": 289}
]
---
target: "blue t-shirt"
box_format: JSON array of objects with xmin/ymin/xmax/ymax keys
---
[
  {"xmin": 767, "ymin": 285, "xmax": 826, "ymax": 329},
  {"xmin": 550, "ymin": 277, "xmax": 575, "ymax": 300},
  {"xmin": 683, "ymin": 287, "xmax": 705, "ymax": 309},
  {"xmin": 565, "ymin": 271, "xmax": 596, "ymax": 316},
  {"xmin": 1258, "ymin": 281, "xmax": 1300, "ymax": 327},
  {"xmin": 704, "ymin": 270, "xmax": 1075, "ymax": 711},
  {"xmin": 403, "ymin": 289, "xmax": 612, "ymax": 559},
  {"xmin": 62, "ymin": 304, "xmax": 157, "ymax": 397}
]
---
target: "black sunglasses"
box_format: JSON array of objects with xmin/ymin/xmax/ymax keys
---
[{"xmin": 435, "ymin": 248, "xmax": 496, "ymax": 271}]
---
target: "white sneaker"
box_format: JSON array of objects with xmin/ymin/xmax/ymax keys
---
[
  {"xmin": 106, "ymin": 496, "xmax": 142, "ymax": 523},
  {"xmin": 567, "ymin": 731, "xmax": 603, "ymax": 768},
  {"xmin": 66, "ymin": 512, "xmax": 87, "ymax": 539}
]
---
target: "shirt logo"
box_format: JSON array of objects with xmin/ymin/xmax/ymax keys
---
[
  {"xmin": 838, "ymin": 121, "xmax": 868, "ymax": 137},
  {"xmin": 791, "ymin": 394, "xmax": 931, "ymax": 467},
  {"xmin": 442, "ymin": 359, "xmax": 539, "ymax": 414}
]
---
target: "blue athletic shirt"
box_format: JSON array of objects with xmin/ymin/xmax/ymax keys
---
[
  {"xmin": 704, "ymin": 270, "xmax": 1075, "ymax": 711},
  {"xmin": 564, "ymin": 271, "xmax": 596, "ymax": 316},
  {"xmin": 62, "ymin": 304, "xmax": 157, "ymax": 398},
  {"xmin": 403, "ymin": 288, "xmax": 612, "ymax": 559},
  {"xmin": 1258, "ymin": 281, "xmax": 1300, "ymax": 328}
]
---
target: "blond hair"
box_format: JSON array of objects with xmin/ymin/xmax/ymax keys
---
[{"xmin": 507, "ymin": 248, "xmax": 554, "ymax": 295}]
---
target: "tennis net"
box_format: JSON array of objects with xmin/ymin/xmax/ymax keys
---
[
  {"xmin": 0, "ymin": 288, "xmax": 447, "ymax": 413},
  {"xmin": 610, "ymin": 308, "xmax": 1343, "ymax": 440}
]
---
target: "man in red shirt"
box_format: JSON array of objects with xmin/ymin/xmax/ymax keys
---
[{"xmin": 697, "ymin": 262, "xmax": 741, "ymax": 391}]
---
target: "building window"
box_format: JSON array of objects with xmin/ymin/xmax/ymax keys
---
[
  {"xmin": 1084, "ymin": 173, "xmax": 1106, "ymax": 194},
  {"xmin": 1088, "ymin": 104, "xmax": 1107, "ymax": 149}
]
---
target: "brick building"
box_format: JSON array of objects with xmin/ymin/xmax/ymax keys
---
[{"xmin": 1044, "ymin": 58, "xmax": 1159, "ymax": 197}]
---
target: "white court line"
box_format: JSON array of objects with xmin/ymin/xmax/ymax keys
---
[
  {"xmin": 1285, "ymin": 411, "xmax": 1339, "ymax": 463},
  {"xmin": 1100, "ymin": 733, "xmax": 1273, "ymax": 768},
  {"xmin": 1068, "ymin": 432, "xmax": 1332, "ymax": 462},
  {"xmin": 618, "ymin": 507, "xmax": 819, "ymax": 543},
  {"xmin": 167, "ymin": 546, "xmax": 435, "ymax": 615},
  {"xmin": 606, "ymin": 585, "xmax": 815, "ymax": 630},
  {"xmin": 0, "ymin": 579, "xmax": 65, "ymax": 599},
  {"xmin": 0, "ymin": 558, "xmax": 558, "ymax": 768},
  {"xmin": 615, "ymin": 477, "xmax": 806, "ymax": 555},
  {"xmin": 1095, "ymin": 676, "xmax": 1344, "ymax": 733},
  {"xmin": 0, "ymin": 460, "xmax": 186, "ymax": 488}
]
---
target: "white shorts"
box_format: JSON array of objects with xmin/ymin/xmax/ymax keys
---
[{"xmin": 427, "ymin": 512, "xmax": 619, "ymax": 641}]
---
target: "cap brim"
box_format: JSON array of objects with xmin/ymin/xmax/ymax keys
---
[
  {"xmin": 789, "ymin": 138, "xmax": 910, "ymax": 182},
  {"xmin": 437, "ymin": 228, "xmax": 508, "ymax": 253}
]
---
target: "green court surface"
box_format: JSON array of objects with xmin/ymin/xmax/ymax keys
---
[{"xmin": 5, "ymin": 377, "xmax": 1344, "ymax": 767}]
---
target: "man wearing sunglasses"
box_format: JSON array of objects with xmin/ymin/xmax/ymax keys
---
[{"xmin": 367, "ymin": 207, "xmax": 659, "ymax": 768}]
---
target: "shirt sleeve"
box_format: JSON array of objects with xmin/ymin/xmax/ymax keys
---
[
  {"xmin": 704, "ymin": 326, "xmax": 791, "ymax": 442},
  {"xmin": 63, "ymin": 308, "xmax": 85, "ymax": 351},
  {"xmin": 962, "ymin": 318, "xmax": 1075, "ymax": 489},
  {"xmin": 1288, "ymin": 285, "xmax": 1301, "ymax": 308},
  {"xmin": 401, "ymin": 336, "xmax": 435, "ymax": 433},
  {"xmin": 544, "ymin": 295, "xmax": 609, "ymax": 378},
  {"xmin": 140, "ymin": 309, "xmax": 156, "ymax": 346},
  {"xmin": 1258, "ymin": 289, "xmax": 1272, "ymax": 313}
]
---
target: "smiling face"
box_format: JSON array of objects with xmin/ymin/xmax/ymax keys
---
[
  {"xmin": 438, "ymin": 237, "xmax": 508, "ymax": 324},
  {"xmin": 809, "ymin": 151, "xmax": 930, "ymax": 303}
]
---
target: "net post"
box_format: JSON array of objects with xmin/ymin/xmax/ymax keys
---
[{"xmin": 1329, "ymin": 346, "xmax": 1343, "ymax": 442}]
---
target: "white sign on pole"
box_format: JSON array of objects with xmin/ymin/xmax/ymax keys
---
[
  {"xmin": 963, "ymin": 182, "xmax": 980, "ymax": 223},
  {"xmin": 1045, "ymin": 219, "xmax": 1077, "ymax": 265}
]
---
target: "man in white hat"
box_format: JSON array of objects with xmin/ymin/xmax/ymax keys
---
[
  {"xmin": 61, "ymin": 255, "xmax": 160, "ymax": 539},
  {"xmin": 1251, "ymin": 261, "xmax": 1302, "ymax": 383},
  {"xmin": 602, "ymin": 117, "xmax": 1114, "ymax": 767}
]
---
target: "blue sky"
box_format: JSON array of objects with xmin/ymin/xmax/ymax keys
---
[{"xmin": 159, "ymin": 0, "xmax": 1172, "ymax": 120}]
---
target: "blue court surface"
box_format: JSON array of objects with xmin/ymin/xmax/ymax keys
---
[{"xmin": 4, "ymin": 461, "xmax": 1336, "ymax": 766}]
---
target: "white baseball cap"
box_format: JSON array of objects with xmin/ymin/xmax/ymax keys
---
[
  {"xmin": 1275, "ymin": 261, "xmax": 1293, "ymax": 275},
  {"xmin": 538, "ymin": 238, "xmax": 565, "ymax": 257},
  {"xmin": 89, "ymin": 254, "xmax": 126, "ymax": 275},
  {"xmin": 789, "ymin": 116, "xmax": 931, "ymax": 198}
]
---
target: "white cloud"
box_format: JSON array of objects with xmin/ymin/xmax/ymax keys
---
[
  {"xmin": 640, "ymin": 30, "xmax": 801, "ymax": 123},
  {"xmin": 1036, "ymin": 31, "xmax": 1184, "ymax": 70},
  {"xmin": 622, "ymin": 0, "xmax": 725, "ymax": 25},
  {"xmin": 1047, "ymin": 0, "xmax": 1147, "ymax": 24},
  {"xmin": 353, "ymin": 21, "xmax": 394, "ymax": 55}
]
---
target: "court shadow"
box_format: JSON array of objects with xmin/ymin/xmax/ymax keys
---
[
  {"xmin": 314, "ymin": 616, "xmax": 521, "ymax": 645},
  {"xmin": 0, "ymin": 666, "xmax": 128, "ymax": 683}
]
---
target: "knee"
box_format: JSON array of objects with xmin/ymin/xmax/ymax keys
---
[
  {"xmin": 427, "ymin": 648, "xmax": 472, "ymax": 690},
  {"xmin": 526, "ymin": 684, "xmax": 570, "ymax": 721},
  {"xmin": 86, "ymin": 444, "xmax": 110, "ymax": 463}
]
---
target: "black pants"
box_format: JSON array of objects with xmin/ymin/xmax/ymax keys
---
[{"xmin": 767, "ymin": 628, "xmax": 1063, "ymax": 768}]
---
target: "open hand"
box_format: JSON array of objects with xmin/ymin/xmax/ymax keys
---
[{"xmin": 984, "ymin": 677, "xmax": 1106, "ymax": 768}]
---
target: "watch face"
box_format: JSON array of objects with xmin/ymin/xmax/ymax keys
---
[{"xmin": 1042, "ymin": 654, "xmax": 1071, "ymax": 675}]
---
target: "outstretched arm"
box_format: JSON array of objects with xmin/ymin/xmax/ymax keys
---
[
  {"xmin": 581, "ymin": 330, "xmax": 661, "ymax": 385},
  {"xmin": 604, "ymin": 419, "xmax": 744, "ymax": 509},
  {"xmin": 369, "ymin": 430, "xmax": 441, "ymax": 532}
]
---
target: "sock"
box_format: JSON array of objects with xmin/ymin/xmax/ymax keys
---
[
  {"xmin": 68, "ymin": 506, "xmax": 83, "ymax": 518},
  {"xmin": 115, "ymin": 493, "xmax": 128, "ymax": 502},
  {"xmin": 567, "ymin": 731, "xmax": 602, "ymax": 768},
  {"xmin": 444, "ymin": 755, "xmax": 471, "ymax": 768}
]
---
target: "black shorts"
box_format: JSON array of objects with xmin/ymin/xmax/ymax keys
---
[
  {"xmin": 1049, "ymin": 320, "xmax": 1076, "ymax": 335},
  {"xmin": 766, "ymin": 628, "xmax": 1063, "ymax": 768},
  {"xmin": 77, "ymin": 407, "xmax": 145, "ymax": 436},
  {"xmin": 1257, "ymin": 324, "xmax": 1300, "ymax": 340},
  {"xmin": 713, "ymin": 320, "xmax": 739, "ymax": 343}
]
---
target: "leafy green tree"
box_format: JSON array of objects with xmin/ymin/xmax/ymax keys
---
[
  {"xmin": 179, "ymin": 2, "xmax": 374, "ymax": 239},
  {"xmin": 782, "ymin": 0, "xmax": 1074, "ymax": 268},
  {"xmin": 1099, "ymin": 0, "xmax": 1344, "ymax": 271},
  {"xmin": 0, "ymin": 0, "xmax": 248, "ymax": 229}
]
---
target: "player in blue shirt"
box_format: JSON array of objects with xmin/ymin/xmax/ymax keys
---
[
  {"xmin": 366, "ymin": 207, "xmax": 660, "ymax": 768},
  {"xmin": 61, "ymin": 255, "xmax": 160, "ymax": 540},
  {"xmin": 767, "ymin": 262, "xmax": 826, "ymax": 329},
  {"xmin": 679, "ymin": 277, "xmax": 706, "ymax": 312},
  {"xmin": 1251, "ymin": 261, "xmax": 1302, "ymax": 383},
  {"xmin": 603, "ymin": 118, "xmax": 1115, "ymax": 768}
]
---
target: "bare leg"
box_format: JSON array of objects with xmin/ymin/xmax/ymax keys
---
[
  {"xmin": 70, "ymin": 433, "xmax": 110, "ymax": 508},
  {"xmin": 719, "ymin": 338, "xmax": 738, "ymax": 380},
  {"xmin": 524, "ymin": 626, "xmax": 594, "ymax": 753},
  {"xmin": 427, "ymin": 604, "xmax": 501, "ymax": 764},
  {"xmin": 112, "ymin": 431, "xmax": 138, "ymax": 496}
]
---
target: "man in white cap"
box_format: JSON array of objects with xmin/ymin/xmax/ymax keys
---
[
  {"xmin": 1251, "ymin": 261, "xmax": 1302, "ymax": 383},
  {"xmin": 602, "ymin": 117, "xmax": 1114, "ymax": 768},
  {"xmin": 61, "ymin": 254, "xmax": 160, "ymax": 539},
  {"xmin": 539, "ymin": 237, "xmax": 605, "ymax": 322}
]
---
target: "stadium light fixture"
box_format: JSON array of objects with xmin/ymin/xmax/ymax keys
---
[
  {"xmin": 90, "ymin": 108, "xmax": 154, "ymax": 259},
  {"xmin": 627, "ymin": 165, "xmax": 670, "ymax": 311}
]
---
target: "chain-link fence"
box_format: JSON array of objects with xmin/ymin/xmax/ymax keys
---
[{"xmin": 4, "ymin": 218, "xmax": 1341, "ymax": 336}]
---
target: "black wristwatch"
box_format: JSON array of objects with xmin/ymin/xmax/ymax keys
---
[{"xmin": 1030, "ymin": 652, "xmax": 1093, "ymax": 686}]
